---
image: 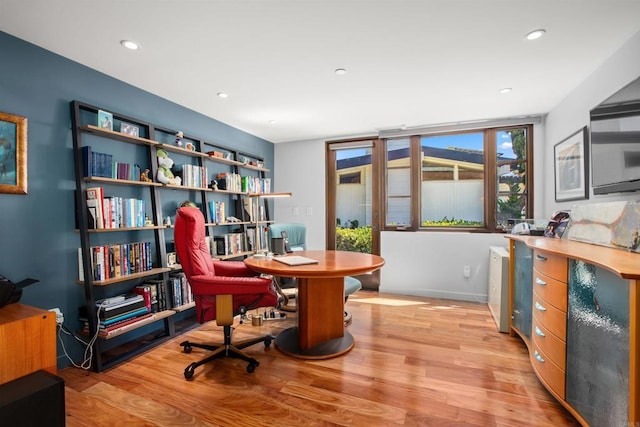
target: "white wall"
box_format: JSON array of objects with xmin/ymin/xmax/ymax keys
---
[
  {"xmin": 273, "ymin": 139, "xmax": 327, "ymax": 249},
  {"xmin": 544, "ymin": 30, "xmax": 640, "ymax": 215},
  {"xmin": 273, "ymin": 30, "xmax": 640, "ymax": 302},
  {"xmin": 380, "ymin": 232, "xmax": 508, "ymax": 302}
]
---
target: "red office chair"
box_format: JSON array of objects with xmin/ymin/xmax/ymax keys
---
[{"xmin": 174, "ymin": 207, "xmax": 279, "ymax": 378}]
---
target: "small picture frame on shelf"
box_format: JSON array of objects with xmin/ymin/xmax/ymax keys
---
[
  {"xmin": 167, "ymin": 252, "xmax": 177, "ymax": 267},
  {"xmin": 120, "ymin": 122, "xmax": 139, "ymax": 137},
  {"xmin": 97, "ymin": 109, "xmax": 113, "ymax": 131}
]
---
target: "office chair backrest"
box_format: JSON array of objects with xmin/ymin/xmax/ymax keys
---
[
  {"xmin": 268, "ymin": 223, "xmax": 306, "ymax": 251},
  {"xmin": 175, "ymin": 207, "xmax": 215, "ymax": 278}
]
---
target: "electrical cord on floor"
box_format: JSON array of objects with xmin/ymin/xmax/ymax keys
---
[{"xmin": 56, "ymin": 303, "xmax": 105, "ymax": 370}]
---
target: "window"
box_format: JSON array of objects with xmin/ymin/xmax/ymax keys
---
[
  {"xmin": 339, "ymin": 171, "xmax": 361, "ymax": 184},
  {"xmin": 383, "ymin": 125, "xmax": 532, "ymax": 231}
]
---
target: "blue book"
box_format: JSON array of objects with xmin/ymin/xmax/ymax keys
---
[
  {"xmin": 81, "ymin": 146, "xmax": 92, "ymax": 177},
  {"xmin": 102, "ymin": 306, "xmax": 149, "ymax": 326}
]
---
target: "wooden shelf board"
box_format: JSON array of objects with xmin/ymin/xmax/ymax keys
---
[
  {"xmin": 172, "ymin": 301, "xmax": 195, "ymax": 312},
  {"xmin": 78, "ymin": 267, "xmax": 171, "ymax": 286},
  {"xmin": 82, "ymin": 125, "xmax": 158, "ymax": 146},
  {"xmin": 100, "ymin": 310, "xmax": 175, "ymax": 340},
  {"xmin": 83, "ymin": 176, "xmax": 162, "ymax": 187}
]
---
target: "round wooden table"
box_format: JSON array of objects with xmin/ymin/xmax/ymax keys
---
[{"xmin": 244, "ymin": 250, "xmax": 385, "ymax": 359}]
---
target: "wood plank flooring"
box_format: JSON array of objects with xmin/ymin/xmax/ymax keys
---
[{"xmin": 58, "ymin": 291, "xmax": 580, "ymax": 426}]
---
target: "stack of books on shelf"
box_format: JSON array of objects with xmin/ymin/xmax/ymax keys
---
[
  {"xmin": 207, "ymin": 200, "xmax": 226, "ymax": 223},
  {"xmin": 212, "ymin": 232, "xmax": 247, "ymax": 256},
  {"xmin": 177, "ymin": 164, "xmax": 208, "ymax": 188},
  {"xmin": 169, "ymin": 272, "xmax": 193, "ymax": 308},
  {"xmin": 215, "ymin": 172, "xmax": 242, "ymax": 192},
  {"xmin": 81, "ymin": 146, "xmax": 143, "ymax": 181},
  {"xmin": 241, "ymin": 176, "xmax": 271, "ymax": 194},
  {"xmin": 80, "ymin": 294, "xmax": 152, "ymax": 338},
  {"xmin": 77, "ymin": 241, "xmax": 153, "ymax": 281},
  {"xmin": 85, "ymin": 187, "xmax": 147, "ymax": 229}
]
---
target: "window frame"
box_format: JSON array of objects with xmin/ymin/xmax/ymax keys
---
[{"xmin": 381, "ymin": 124, "xmax": 533, "ymax": 233}]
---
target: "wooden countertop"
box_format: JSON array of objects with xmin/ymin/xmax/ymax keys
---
[{"xmin": 507, "ymin": 235, "xmax": 640, "ymax": 279}]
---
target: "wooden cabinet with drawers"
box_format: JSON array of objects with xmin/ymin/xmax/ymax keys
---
[
  {"xmin": 507, "ymin": 235, "xmax": 640, "ymax": 427},
  {"xmin": 531, "ymin": 249, "xmax": 567, "ymax": 398}
]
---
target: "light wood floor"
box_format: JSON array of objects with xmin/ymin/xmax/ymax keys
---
[{"xmin": 58, "ymin": 291, "xmax": 579, "ymax": 426}]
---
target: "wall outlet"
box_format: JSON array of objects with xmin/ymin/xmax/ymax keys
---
[
  {"xmin": 463, "ymin": 265, "xmax": 471, "ymax": 279},
  {"xmin": 49, "ymin": 307, "xmax": 64, "ymax": 325}
]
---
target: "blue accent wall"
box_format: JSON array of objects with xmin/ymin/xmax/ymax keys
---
[{"xmin": 0, "ymin": 31, "xmax": 274, "ymax": 367}]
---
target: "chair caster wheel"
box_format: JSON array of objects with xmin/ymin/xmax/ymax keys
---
[
  {"xmin": 264, "ymin": 337, "xmax": 272, "ymax": 348},
  {"xmin": 184, "ymin": 363, "xmax": 197, "ymax": 379},
  {"xmin": 182, "ymin": 345, "xmax": 192, "ymax": 354},
  {"xmin": 247, "ymin": 361, "xmax": 259, "ymax": 373}
]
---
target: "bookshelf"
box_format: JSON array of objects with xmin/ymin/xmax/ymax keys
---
[{"xmin": 70, "ymin": 100, "xmax": 274, "ymax": 371}]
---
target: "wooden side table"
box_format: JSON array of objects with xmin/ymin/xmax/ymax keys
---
[{"xmin": 0, "ymin": 303, "xmax": 57, "ymax": 385}]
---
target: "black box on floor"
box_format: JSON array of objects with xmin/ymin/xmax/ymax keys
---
[{"xmin": 0, "ymin": 370, "xmax": 65, "ymax": 426}]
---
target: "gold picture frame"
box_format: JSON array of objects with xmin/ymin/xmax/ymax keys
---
[{"xmin": 0, "ymin": 111, "xmax": 28, "ymax": 195}]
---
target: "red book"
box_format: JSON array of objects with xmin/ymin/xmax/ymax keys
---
[{"xmin": 132, "ymin": 285, "xmax": 152, "ymax": 311}]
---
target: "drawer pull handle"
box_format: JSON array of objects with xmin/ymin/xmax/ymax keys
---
[
  {"xmin": 536, "ymin": 254, "xmax": 548, "ymax": 262},
  {"xmin": 534, "ymin": 350, "xmax": 545, "ymax": 363},
  {"xmin": 535, "ymin": 278, "xmax": 547, "ymax": 286},
  {"xmin": 535, "ymin": 326, "xmax": 546, "ymax": 337},
  {"xmin": 535, "ymin": 301, "xmax": 547, "ymax": 312}
]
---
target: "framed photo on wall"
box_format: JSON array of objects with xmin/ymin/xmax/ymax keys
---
[
  {"xmin": 554, "ymin": 126, "xmax": 589, "ymax": 202},
  {"xmin": 0, "ymin": 111, "xmax": 28, "ymax": 195}
]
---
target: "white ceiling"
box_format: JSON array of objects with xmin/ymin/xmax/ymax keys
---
[{"xmin": 1, "ymin": 1, "xmax": 640, "ymax": 143}]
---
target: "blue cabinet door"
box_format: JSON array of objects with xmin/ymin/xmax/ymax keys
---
[
  {"xmin": 566, "ymin": 259, "xmax": 629, "ymax": 426},
  {"xmin": 512, "ymin": 241, "xmax": 533, "ymax": 339}
]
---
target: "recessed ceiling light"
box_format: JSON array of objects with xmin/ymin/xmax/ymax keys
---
[
  {"xmin": 335, "ymin": 68, "xmax": 347, "ymax": 75},
  {"xmin": 268, "ymin": 120, "xmax": 277, "ymax": 125},
  {"xmin": 499, "ymin": 88, "xmax": 512, "ymax": 94},
  {"xmin": 217, "ymin": 92, "xmax": 229, "ymax": 98},
  {"xmin": 525, "ymin": 29, "xmax": 546, "ymax": 41},
  {"xmin": 120, "ymin": 40, "xmax": 140, "ymax": 50}
]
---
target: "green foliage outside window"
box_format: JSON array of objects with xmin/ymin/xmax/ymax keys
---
[{"xmin": 336, "ymin": 226, "xmax": 372, "ymax": 253}]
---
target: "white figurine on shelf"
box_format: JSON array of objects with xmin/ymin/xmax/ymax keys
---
[
  {"xmin": 175, "ymin": 131, "xmax": 184, "ymax": 147},
  {"xmin": 165, "ymin": 216, "xmax": 172, "ymax": 226}
]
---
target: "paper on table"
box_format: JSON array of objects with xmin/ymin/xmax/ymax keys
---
[{"xmin": 272, "ymin": 256, "xmax": 319, "ymax": 266}]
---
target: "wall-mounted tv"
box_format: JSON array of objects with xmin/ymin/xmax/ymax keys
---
[{"xmin": 590, "ymin": 76, "xmax": 640, "ymax": 195}]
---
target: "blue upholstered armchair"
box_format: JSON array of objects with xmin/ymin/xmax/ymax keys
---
[{"xmin": 267, "ymin": 223, "xmax": 306, "ymax": 252}]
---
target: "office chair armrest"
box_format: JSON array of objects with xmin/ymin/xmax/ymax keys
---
[
  {"xmin": 189, "ymin": 274, "xmax": 273, "ymax": 295},
  {"xmin": 213, "ymin": 260, "xmax": 258, "ymax": 277}
]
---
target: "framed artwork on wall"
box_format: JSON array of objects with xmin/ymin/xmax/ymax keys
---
[
  {"xmin": 0, "ymin": 111, "xmax": 28, "ymax": 195},
  {"xmin": 554, "ymin": 126, "xmax": 589, "ymax": 202}
]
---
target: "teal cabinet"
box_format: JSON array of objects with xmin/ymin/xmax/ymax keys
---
[
  {"xmin": 512, "ymin": 240, "xmax": 533, "ymax": 340},
  {"xmin": 566, "ymin": 260, "xmax": 630, "ymax": 426}
]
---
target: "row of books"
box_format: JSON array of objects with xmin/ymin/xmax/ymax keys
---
[
  {"xmin": 207, "ymin": 200, "xmax": 226, "ymax": 224},
  {"xmin": 241, "ymin": 176, "xmax": 271, "ymax": 194},
  {"xmin": 81, "ymin": 293, "xmax": 151, "ymax": 338},
  {"xmin": 211, "ymin": 233, "xmax": 246, "ymax": 256},
  {"xmin": 81, "ymin": 146, "xmax": 144, "ymax": 181},
  {"xmin": 177, "ymin": 163, "xmax": 208, "ymax": 188},
  {"xmin": 168, "ymin": 273, "xmax": 193, "ymax": 308},
  {"xmin": 80, "ymin": 274, "xmax": 194, "ymax": 339},
  {"xmin": 77, "ymin": 241, "xmax": 153, "ymax": 281},
  {"xmin": 86, "ymin": 186, "xmax": 147, "ymax": 229}
]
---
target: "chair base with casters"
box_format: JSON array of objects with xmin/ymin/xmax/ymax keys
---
[
  {"xmin": 174, "ymin": 206, "xmax": 279, "ymax": 379},
  {"xmin": 180, "ymin": 295, "xmax": 274, "ymax": 378}
]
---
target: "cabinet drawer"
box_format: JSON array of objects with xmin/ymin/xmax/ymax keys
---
[
  {"xmin": 533, "ymin": 289, "xmax": 567, "ymax": 340},
  {"xmin": 531, "ymin": 345, "xmax": 565, "ymax": 399},
  {"xmin": 532, "ymin": 270, "xmax": 567, "ymax": 311},
  {"xmin": 533, "ymin": 250, "xmax": 567, "ymax": 282},
  {"xmin": 532, "ymin": 317, "xmax": 566, "ymax": 370}
]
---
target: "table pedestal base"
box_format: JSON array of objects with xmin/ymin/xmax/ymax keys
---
[{"xmin": 275, "ymin": 327, "xmax": 354, "ymax": 359}]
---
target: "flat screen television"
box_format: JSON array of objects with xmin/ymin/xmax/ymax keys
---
[{"xmin": 590, "ymin": 76, "xmax": 640, "ymax": 195}]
